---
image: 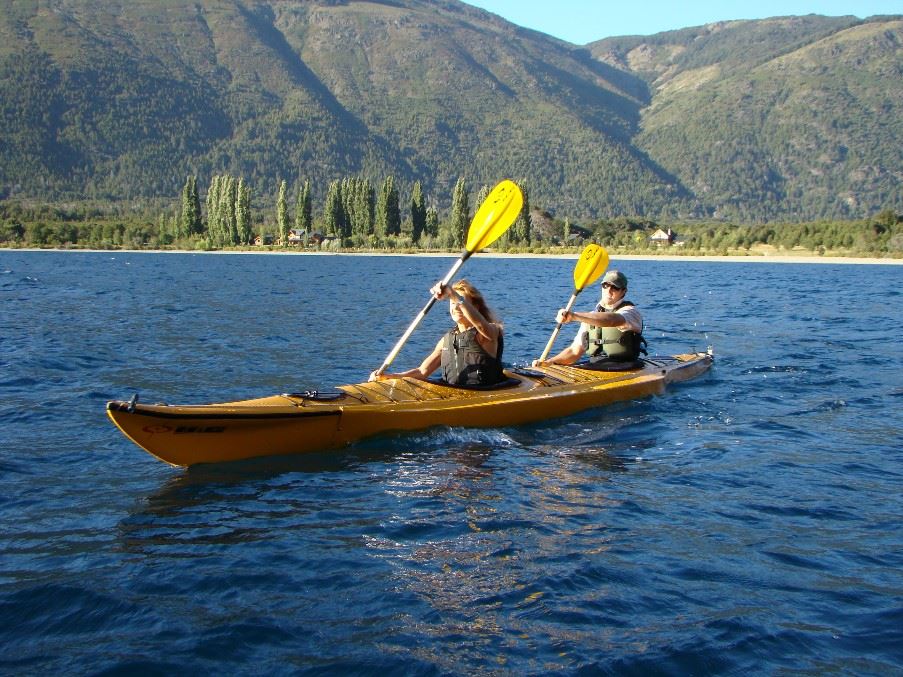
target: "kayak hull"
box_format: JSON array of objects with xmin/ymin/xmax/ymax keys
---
[{"xmin": 107, "ymin": 352, "xmax": 713, "ymax": 466}]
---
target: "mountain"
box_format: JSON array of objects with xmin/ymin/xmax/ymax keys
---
[
  {"xmin": 0, "ymin": 1, "xmax": 900, "ymax": 222},
  {"xmin": 590, "ymin": 15, "xmax": 903, "ymax": 221}
]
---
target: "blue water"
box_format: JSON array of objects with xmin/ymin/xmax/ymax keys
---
[{"xmin": 1, "ymin": 250, "xmax": 902, "ymax": 675}]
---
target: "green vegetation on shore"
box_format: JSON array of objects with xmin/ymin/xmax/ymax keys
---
[{"xmin": 2, "ymin": 183, "xmax": 900, "ymax": 259}]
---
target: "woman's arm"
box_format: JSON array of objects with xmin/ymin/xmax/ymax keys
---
[
  {"xmin": 370, "ymin": 340, "xmax": 443, "ymax": 382},
  {"xmin": 432, "ymin": 282, "xmax": 499, "ymax": 342},
  {"xmin": 456, "ymin": 295, "xmax": 499, "ymax": 341}
]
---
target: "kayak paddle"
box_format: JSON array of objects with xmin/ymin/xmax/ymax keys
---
[
  {"xmin": 537, "ymin": 243, "xmax": 609, "ymax": 362},
  {"xmin": 374, "ymin": 179, "xmax": 523, "ymax": 376}
]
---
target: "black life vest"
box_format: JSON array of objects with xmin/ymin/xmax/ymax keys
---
[
  {"xmin": 441, "ymin": 327, "xmax": 504, "ymax": 386},
  {"xmin": 582, "ymin": 300, "xmax": 646, "ymax": 363}
]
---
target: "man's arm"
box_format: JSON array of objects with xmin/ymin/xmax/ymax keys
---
[{"xmin": 560, "ymin": 309, "xmax": 630, "ymax": 329}]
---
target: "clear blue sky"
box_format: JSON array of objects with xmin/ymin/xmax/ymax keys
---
[{"xmin": 464, "ymin": 0, "xmax": 903, "ymax": 44}]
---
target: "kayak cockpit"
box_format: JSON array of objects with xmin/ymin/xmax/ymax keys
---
[{"xmin": 425, "ymin": 376, "xmax": 523, "ymax": 391}]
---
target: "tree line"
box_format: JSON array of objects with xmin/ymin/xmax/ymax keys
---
[
  {"xmin": 157, "ymin": 174, "xmax": 532, "ymax": 251},
  {"xmin": 585, "ymin": 211, "xmax": 903, "ymax": 256},
  {"xmin": 0, "ymin": 176, "xmax": 899, "ymax": 256}
]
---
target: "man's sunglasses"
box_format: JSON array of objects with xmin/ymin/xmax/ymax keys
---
[{"xmin": 602, "ymin": 283, "xmax": 623, "ymax": 291}]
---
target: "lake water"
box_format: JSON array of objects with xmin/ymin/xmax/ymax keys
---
[{"xmin": 1, "ymin": 250, "xmax": 902, "ymax": 674}]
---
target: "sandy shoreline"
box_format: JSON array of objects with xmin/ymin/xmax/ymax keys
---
[
  {"xmin": 3, "ymin": 247, "xmax": 901, "ymax": 265},
  {"xmin": 483, "ymin": 253, "xmax": 903, "ymax": 265}
]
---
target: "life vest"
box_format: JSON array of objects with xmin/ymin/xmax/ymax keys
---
[
  {"xmin": 441, "ymin": 327, "xmax": 504, "ymax": 386},
  {"xmin": 582, "ymin": 300, "xmax": 646, "ymax": 362}
]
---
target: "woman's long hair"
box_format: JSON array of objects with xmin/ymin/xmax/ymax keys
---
[{"xmin": 452, "ymin": 279, "xmax": 501, "ymax": 327}]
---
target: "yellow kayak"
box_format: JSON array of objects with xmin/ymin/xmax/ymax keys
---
[{"xmin": 107, "ymin": 351, "xmax": 713, "ymax": 467}]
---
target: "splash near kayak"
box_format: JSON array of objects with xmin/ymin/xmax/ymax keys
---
[{"xmin": 106, "ymin": 352, "xmax": 713, "ymax": 466}]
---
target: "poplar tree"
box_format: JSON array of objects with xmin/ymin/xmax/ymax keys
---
[
  {"xmin": 425, "ymin": 207, "xmax": 439, "ymax": 238},
  {"xmin": 353, "ymin": 177, "xmax": 375, "ymax": 237},
  {"xmin": 373, "ymin": 177, "xmax": 386, "ymax": 238},
  {"xmin": 276, "ymin": 179, "xmax": 289, "ymax": 245},
  {"xmin": 474, "ymin": 183, "xmax": 492, "ymax": 246},
  {"xmin": 341, "ymin": 177, "xmax": 354, "ymax": 234},
  {"xmin": 178, "ymin": 177, "xmax": 190, "ymax": 239},
  {"xmin": 294, "ymin": 180, "xmax": 313, "ymax": 237},
  {"xmin": 157, "ymin": 212, "xmax": 169, "ymax": 244},
  {"xmin": 511, "ymin": 180, "xmax": 532, "ymax": 243},
  {"xmin": 298, "ymin": 179, "xmax": 312, "ymax": 243},
  {"xmin": 323, "ymin": 180, "xmax": 343, "ymax": 238},
  {"xmin": 475, "ymin": 184, "xmax": 490, "ymax": 209},
  {"xmin": 206, "ymin": 175, "xmax": 221, "ymax": 242},
  {"xmin": 450, "ymin": 177, "xmax": 469, "ymax": 248},
  {"xmin": 294, "ymin": 182, "xmax": 304, "ymax": 232},
  {"xmin": 410, "ymin": 181, "xmax": 426, "ymax": 244},
  {"xmin": 236, "ymin": 178, "xmax": 252, "ymax": 244},
  {"xmin": 191, "ymin": 176, "xmax": 201, "ymax": 234},
  {"xmin": 180, "ymin": 176, "xmax": 201, "ymax": 236},
  {"xmin": 343, "ymin": 176, "xmax": 369, "ymax": 237},
  {"xmin": 209, "ymin": 174, "xmax": 234, "ymax": 245},
  {"xmin": 385, "ymin": 176, "xmax": 401, "ymax": 236},
  {"xmin": 376, "ymin": 175, "xmax": 401, "ymax": 237},
  {"xmin": 225, "ymin": 176, "xmax": 239, "ymax": 245}
]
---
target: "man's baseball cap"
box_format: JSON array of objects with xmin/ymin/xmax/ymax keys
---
[{"xmin": 601, "ymin": 270, "xmax": 627, "ymax": 289}]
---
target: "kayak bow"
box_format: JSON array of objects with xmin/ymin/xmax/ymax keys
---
[{"xmin": 107, "ymin": 351, "xmax": 713, "ymax": 466}]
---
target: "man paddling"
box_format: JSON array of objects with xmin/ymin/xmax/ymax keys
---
[{"xmin": 534, "ymin": 270, "xmax": 646, "ymax": 370}]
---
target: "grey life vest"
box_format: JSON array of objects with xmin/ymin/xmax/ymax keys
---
[
  {"xmin": 582, "ymin": 300, "xmax": 646, "ymax": 362},
  {"xmin": 441, "ymin": 327, "xmax": 504, "ymax": 386}
]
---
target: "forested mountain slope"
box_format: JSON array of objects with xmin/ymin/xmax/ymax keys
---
[
  {"xmin": 590, "ymin": 16, "xmax": 903, "ymax": 220},
  {"xmin": 1, "ymin": 1, "xmax": 900, "ymax": 222}
]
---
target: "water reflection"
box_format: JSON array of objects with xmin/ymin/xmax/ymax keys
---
[
  {"xmin": 360, "ymin": 436, "xmax": 636, "ymax": 673},
  {"xmin": 116, "ymin": 431, "xmax": 517, "ymax": 556}
]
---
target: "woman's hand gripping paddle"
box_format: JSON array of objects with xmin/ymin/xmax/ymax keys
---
[
  {"xmin": 537, "ymin": 243, "xmax": 609, "ymax": 362},
  {"xmin": 373, "ymin": 180, "xmax": 523, "ymax": 377}
]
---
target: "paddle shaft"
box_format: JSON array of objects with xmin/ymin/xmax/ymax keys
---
[
  {"xmin": 538, "ymin": 292, "xmax": 579, "ymax": 362},
  {"xmin": 374, "ymin": 253, "xmax": 470, "ymax": 376}
]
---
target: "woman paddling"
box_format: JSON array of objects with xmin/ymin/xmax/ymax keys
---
[{"xmin": 369, "ymin": 279, "xmax": 504, "ymax": 386}]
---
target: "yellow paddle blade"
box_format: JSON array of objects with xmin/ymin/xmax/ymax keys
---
[
  {"xmin": 465, "ymin": 180, "xmax": 524, "ymax": 252},
  {"xmin": 573, "ymin": 243, "xmax": 609, "ymax": 291}
]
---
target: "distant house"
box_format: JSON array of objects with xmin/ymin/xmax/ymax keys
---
[
  {"xmin": 650, "ymin": 228, "xmax": 677, "ymax": 246},
  {"xmin": 564, "ymin": 224, "xmax": 593, "ymax": 245},
  {"xmin": 565, "ymin": 232, "xmax": 585, "ymax": 245},
  {"xmin": 288, "ymin": 229, "xmax": 331, "ymax": 246},
  {"xmin": 254, "ymin": 234, "xmax": 275, "ymax": 246}
]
